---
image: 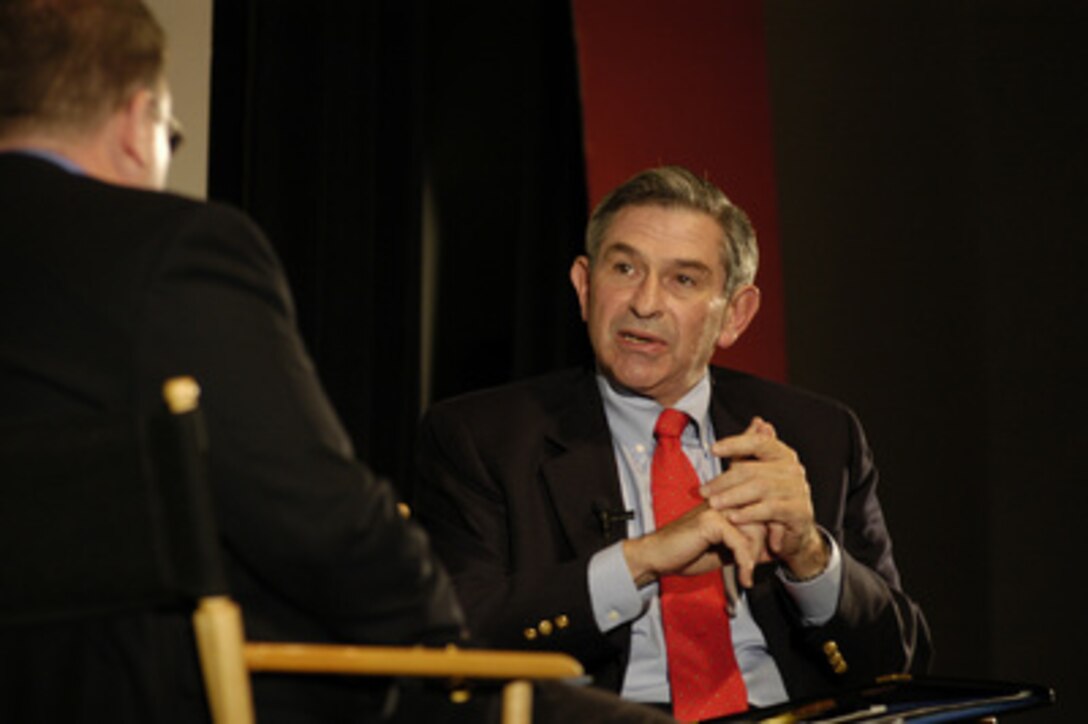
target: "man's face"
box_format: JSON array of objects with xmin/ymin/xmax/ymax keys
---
[{"xmin": 571, "ymin": 204, "xmax": 746, "ymax": 407}]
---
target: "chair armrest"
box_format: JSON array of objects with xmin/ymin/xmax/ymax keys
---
[{"xmin": 244, "ymin": 642, "xmax": 584, "ymax": 680}]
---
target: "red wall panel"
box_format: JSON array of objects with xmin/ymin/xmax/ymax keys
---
[{"xmin": 572, "ymin": 0, "xmax": 786, "ymax": 381}]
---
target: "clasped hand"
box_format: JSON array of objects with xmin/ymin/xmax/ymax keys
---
[{"xmin": 623, "ymin": 417, "xmax": 826, "ymax": 589}]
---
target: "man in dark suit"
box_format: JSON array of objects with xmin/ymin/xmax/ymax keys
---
[
  {"xmin": 415, "ymin": 166, "xmax": 932, "ymax": 720},
  {"xmin": 0, "ymin": 2, "xmax": 672, "ymax": 723}
]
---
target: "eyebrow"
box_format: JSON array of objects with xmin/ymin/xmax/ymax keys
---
[
  {"xmin": 601, "ymin": 242, "xmax": 714, "ymax": 276},
  {"xmin": 599, "ymin": 242, "xmax": 641, "ymax": 261}
]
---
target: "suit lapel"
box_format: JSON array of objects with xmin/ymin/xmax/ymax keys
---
[
  {"xmin": 708, "ymin": 369, "xmax": 749, "ymax": 443},
  {"xmin": 539, "ymin": 369, "xmax": 752, "ymax": 557},
  {"xmin": 540, "ymin": 372, "xmax": 627, "ymax": 556}
]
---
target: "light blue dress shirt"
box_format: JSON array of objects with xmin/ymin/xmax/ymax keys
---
[{"xmin": 586, "ymin": 372, "xmax": 843, "ymax": 707}]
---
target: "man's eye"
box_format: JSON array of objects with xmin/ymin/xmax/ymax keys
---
[
  {"xmin": 613, "ymin": 262, "xmax": 634, "ymax": 274},
  {"xmin": 675, "ymin": 274, "xmax": 696, "ymax": 287}
]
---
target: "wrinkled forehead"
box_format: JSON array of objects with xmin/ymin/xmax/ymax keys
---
[{"xmin": 597, "ymin": 204, "xmax": 731, "ymax": 278}]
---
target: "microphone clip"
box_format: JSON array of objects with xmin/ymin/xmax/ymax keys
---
[{"xmin": 593, "ymin": 502, "xmax": 634, "ymax": 542}]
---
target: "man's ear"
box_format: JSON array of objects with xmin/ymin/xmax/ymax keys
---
[
  {"xmin": 570, "ymin": 256, "xmax": 591, "ymax": 322},
  {"xmin": 112, "ymin": 88, "xmax": 155, "ymax": 174},
  {"xmin": 716, "ymin": 284, "xmax": 761, "ymax": 349}
]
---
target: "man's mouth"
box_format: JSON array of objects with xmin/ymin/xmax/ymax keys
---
[{"xmin": 618, "ymin": 329, "xmax": 665, "ymax": 347}]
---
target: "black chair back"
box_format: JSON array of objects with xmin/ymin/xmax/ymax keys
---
[{"xmin": 0, "ymin": 391, "xmax": 224, "ymax": 626}]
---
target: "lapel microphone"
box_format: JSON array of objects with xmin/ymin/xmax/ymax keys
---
[{"xmin": 592, "ymin": 502, "xmax": 634, "ymax": 542}]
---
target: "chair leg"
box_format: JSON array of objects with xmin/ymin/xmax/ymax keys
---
[
  {"xmin": 193, "ymin": 596, "xmax": 256, "ymax": 724},
  {"xmin": 501, "ymin": 679, "xmax": 533, "ymax": 724}
]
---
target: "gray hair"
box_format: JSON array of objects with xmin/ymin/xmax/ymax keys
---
[{"xmin": 585, "ymin": 165, "xmax": 758, "ymax": 298}]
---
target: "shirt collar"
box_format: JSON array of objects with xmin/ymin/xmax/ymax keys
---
[
  {"xmin": 597, "ymin": 371, "xmax": 713, "ymax": 447},
  {"xmin": 3, "ymin": 148, "xmax": 85, "ymax": 175}
]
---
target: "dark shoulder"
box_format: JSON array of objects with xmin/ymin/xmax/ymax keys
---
[
  {"xmin": 709, "ymin": 365, "xmax": 861, "ymax": 434},
  {"xmin": 421, "ymin": 368, "xmax": 598, "ymax": 444},
  {"xmin": 427, "ymin": 367, "xmax": 594, "ymax": 422},
  {"xmin": 100, "ymin": 180, "xmax": 266, "ymax": 253},
  {"xmin": 418, "ymin": 367, "xmax": 602, "ymax": 462},
  {"xmin": 1, "ymin": 153, "xmax": 266, "ymax": 256}
]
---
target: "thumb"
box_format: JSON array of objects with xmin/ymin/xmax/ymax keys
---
[{"xmin": 751, "ymin": 416, "xmax": 777, "ymax": 439}]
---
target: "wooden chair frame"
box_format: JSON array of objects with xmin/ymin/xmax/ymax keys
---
[
  {"xmin": 2, "ymin": 377, "xmax": 580, "ymax": 724},
  {"xmin": 166, "ymin": 377, "xmax": 583, "ymax": 724},
  {"xmin": 193, "ymin": 595, "xmax": 582, "ymax": 724}
]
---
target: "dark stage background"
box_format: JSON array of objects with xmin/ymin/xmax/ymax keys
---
[{"xmin": 208, "ymin": 1, "xmax": 1086, "ymax": 720}]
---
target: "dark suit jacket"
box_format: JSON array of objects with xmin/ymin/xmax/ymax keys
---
[
  {"xmin": 0, "ymin": 153, "xmax": 464, "ymax": 723},
  {"xmin": 414, "ymin": 366, "xmax": 932, "ymax": 703}
]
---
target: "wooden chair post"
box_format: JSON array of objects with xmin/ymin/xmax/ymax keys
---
[
  {"xmin": 192, "ymin": 596, "xmax": 255, "ymax": 724},
  {"xmin": 501, "ymin": 680, "xmax": 533, "ymax": 724}
]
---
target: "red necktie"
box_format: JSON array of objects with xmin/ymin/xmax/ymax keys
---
[{"xmin": 651, "ymin": 408, "xmax": 748, "ymax": 722}]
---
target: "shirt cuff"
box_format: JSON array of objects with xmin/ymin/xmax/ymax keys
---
[
  {"xmin": 588, "ymin": 541, "xmax": 652, "ymax": 632},
  {"xmin": 775, "ymin": 529, "xmax": 842, "ymax": 626}
]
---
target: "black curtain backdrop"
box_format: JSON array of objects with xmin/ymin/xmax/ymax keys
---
[
  {"xmin": 423, "ymin": 1, "xmax": 591, "ymax": 403},
  {"xmin": 209, "ymin": 0, "xmax": 426, "ymax": 492},
  {"xmin": 208, "ymin": 0, "xmax": 590, "ymax": 494},
  {"xmin": 208, "ymin": 1, "xmax": 1086, "ymax": 720}
]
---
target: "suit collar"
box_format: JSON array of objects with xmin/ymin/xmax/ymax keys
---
[
  {"xmin": 709, "ymin": 368, "xmax": 750, "ymax": 441},
  {"xmin": 0, "ymin": 148, "xmax": 85, "ymax": 175}
]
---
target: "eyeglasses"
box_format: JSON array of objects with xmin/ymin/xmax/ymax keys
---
[
  {"xmin": 167, "ymin": 116, "xmax": 184, "ymax": 155},
  {"xmin": 148, "ymin": 93, "xmax": 184, "ymax": 155}
]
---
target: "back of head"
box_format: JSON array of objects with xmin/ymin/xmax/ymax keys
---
[
  {"xmin": 0, "ymin": 0, "xmax": 165, "ymax": 141},
  {"xmin": 585, "ymin": 165, "xmax": 759, "ymax": 298}
]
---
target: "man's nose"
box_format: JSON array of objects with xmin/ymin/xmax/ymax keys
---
[{"xmin": 630, "ymin": 273, "xmax": 664, "ymax": 318}]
